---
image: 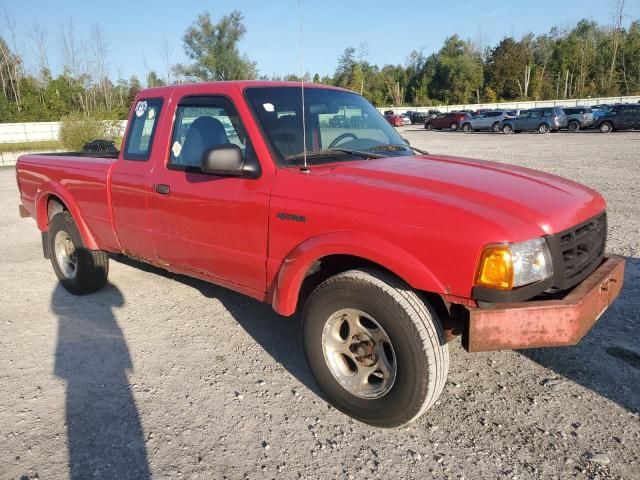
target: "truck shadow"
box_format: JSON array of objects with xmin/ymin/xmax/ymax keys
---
[
  {"xmin": 52, "ymin": 283, "xmax": 151, "ymax": 480},
  {"xmin": 519, "ymin": 256, "xmax": 640, "ymax": 413},
  {"xmin": 111, "ymin": 255, "xmax": 322, "ymax": 398}
]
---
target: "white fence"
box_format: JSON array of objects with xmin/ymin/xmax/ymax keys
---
[
  {"xmin": 0, "ymin": 120, "xmax": 128, "ymax": 144},
  {"xmin": 378, "ymin": 95, "xmax": 640, "ymax": 114}
]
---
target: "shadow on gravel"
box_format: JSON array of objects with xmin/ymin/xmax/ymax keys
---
[
  {"xmin": 520, "ymin": 256, "xmax": 640, "ymax": 414},
  {"xmin": 112, "ymin": 255, "xmax": 322, "ymax": 398},
  {"xmin": 52, "ymin": 283, "xmax": 150, "ymax": 480}
]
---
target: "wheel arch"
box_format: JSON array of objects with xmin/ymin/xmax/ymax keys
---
[
  {"xmin": 270, "ymin": 232, "xmax": 446, "ymax": 316},
  {"xmin": 35, "ymin": 183, "xmax": 99, "ymax": 250}
]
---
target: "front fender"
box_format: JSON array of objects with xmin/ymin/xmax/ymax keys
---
[
  {"xmin": 35, "ymin": 181, "xmax": 100, "ymax": 250},
  {"xmin": 271, "ymin": 231, "xmax": 446, "ymax": 316}
]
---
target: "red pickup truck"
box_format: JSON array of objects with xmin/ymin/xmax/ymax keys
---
[{"xmin": 16, "ymin": 81, "xmax": 624, "ymax": 427}]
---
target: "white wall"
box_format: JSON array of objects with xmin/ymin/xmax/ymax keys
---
[
  {"xmin": 377, "ymin": 95, "xmax": 640, "ymax": 114},
  {"xmin": 0, "ymin": 120, "xmax": 128, "ymax": 144}
]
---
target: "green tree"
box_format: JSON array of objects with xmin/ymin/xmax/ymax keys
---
[
  {"xmin": 146, "ymin": 71, "xmax": 166, "ymax": 87},
  {"xmin": 428, "ymin": 36, "xmax": 483, "ymax": 104},
  {"xmin": 173, "ymin": 11, "xmax": 258, "ymax": 81}
]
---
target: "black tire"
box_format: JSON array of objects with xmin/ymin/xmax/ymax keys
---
[
  {"xmin": 462, "ymin": 123, "xmax": 472, "ymax": 133},
  {"xmin": 502, "ymin": 124, "xmax": 513, "ymax": 134},
  {"xmin": 48, "ymin": 211, "xmax": 109, "ymax": 295},
  {"xmin": 424, "ymin": 122, "xmax": 433, "ymax": 131},
  {"xmin": 450, "ymin": 123, "xmax": 458, "ymax": 131},
  {"xmin": 538, "ymin": 123, "xmax": 550, "ymax": 134},
  {"xmin": 599, "ymin": 121, "xmax": 613, "ymax": 133},
  {"xmin": 302, "ymin": 269, "xmax": 449, "ymax": 427},
  {"xmin": 491, "ymin": 121, "xmax": 500, "ymax": 132},
  {"xmin": 568, "ymin": 120, "xmax": 580, "ymax": 132}
]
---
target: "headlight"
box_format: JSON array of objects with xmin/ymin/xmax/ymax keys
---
[{"xmin": 475, "ymin": 238, "xmax": 553, "ymax": 290}]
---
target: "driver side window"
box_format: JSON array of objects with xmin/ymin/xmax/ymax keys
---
[{"xmin": 169, "ymin": 98, "xmax": 250, "ymax": 171}]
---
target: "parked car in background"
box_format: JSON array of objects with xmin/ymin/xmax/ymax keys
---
[
  {"xmin": 410, "ymin": 112, "xmax": 428, "ymax": 124},
  {"xmin": 425, "ymin": 112, "xmax": 471, "ymax": 131},
  {"xmin": 499, "ymin": 108, "xmax": 567, "ymax": 134},
  {"xmin": 592, "ymin": 105, "xmax": 611, "ymax": 121},
  {"xmin": 593, "ymin": 103, "xmax": 640, "ymax": 132},
  {"xmin": 461, "ymin": 110, "xmax": 515, "ymax": 133},
  {"xmin": 329, "ymin": 114, "xmax": 349, "ymax": 128},
  {"xmin": 384, "ymin": 111, "xmax": 404, "ymax": 127},
  {"xmin": 400, "ymin": 115, "xmax": 411, "ymax": 126},
  {"xmin": 562, "ymin": 107, "xmax": 595, "ymax": 131}
]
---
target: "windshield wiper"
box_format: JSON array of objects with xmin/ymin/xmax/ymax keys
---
[
  {"xmin": 284, "ymin": 148, "xmax": 386, "ymax": 163},
  {"xmin": 369, "ymin": 143, "xmax": 429, "ymax": 155}
]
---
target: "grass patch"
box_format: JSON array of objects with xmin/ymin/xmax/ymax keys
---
[{"xmin": 0, "ymin": 140, "xmax": 63, "ymax": 153}]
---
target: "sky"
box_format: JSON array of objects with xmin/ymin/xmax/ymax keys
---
[{"xmin": 2, "ymin": 0, "xmax": 640, "ymax": 82}]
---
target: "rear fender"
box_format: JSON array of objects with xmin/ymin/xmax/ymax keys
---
[
  {"xmin": 271, "ymin": 231, "xmax": 446, "ymax": 316},
  {"xmin": 35, "ymin": 181, "xmax": 99, "ymax": 250}
]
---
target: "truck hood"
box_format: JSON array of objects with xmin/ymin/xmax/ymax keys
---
[{"xmin": 313, "ymin": 155, "xmax": 605, "ymax": 238}]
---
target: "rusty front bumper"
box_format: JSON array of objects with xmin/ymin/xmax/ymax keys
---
[{"xmin": 462, "ymin": 255, "xmax": 625, "ymax": 352}]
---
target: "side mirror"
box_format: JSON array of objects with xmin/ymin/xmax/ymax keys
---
[{"xmin": 201, "ymin": 144, "xmax": 259, "ymax": 178}]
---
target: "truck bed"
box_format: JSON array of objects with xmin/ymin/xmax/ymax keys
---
[{"xmin": 16, "ymin": 152, "xmax": 118, "ymax": 251}]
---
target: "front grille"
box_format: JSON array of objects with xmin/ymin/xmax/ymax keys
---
[{"xmin": 547, "ymin": 212, "xmax": 607, "ymax": 291}]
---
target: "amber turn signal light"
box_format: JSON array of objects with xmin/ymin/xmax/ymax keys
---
[{"xmin": 475, "ymin": 245, "xmax": 513, "ymax": 290}]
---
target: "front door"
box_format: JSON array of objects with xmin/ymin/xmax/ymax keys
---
[{"xmin": 147, "ymin": 95, "xmax": 272, "ymax": 294}]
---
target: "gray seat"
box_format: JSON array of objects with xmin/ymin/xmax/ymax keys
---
[{"xmin": 179, "ymin": 116, "xmax": 230, "ymax": 167}]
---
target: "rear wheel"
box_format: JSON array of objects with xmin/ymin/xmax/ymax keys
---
[
  {"xmin": 502, "ymin": 124, "xmax": 513, "ymax": 134},
  {"xmin": 424, "ymin": 122, "xmax": 433, "ymax": 131},
  {"xmin": 568, "ymin": 120, "xmax": 580, "ymax": 132},
  {"xmin": 302, "ymin": 269, "xmax": 449, "ymax": 427},
  {"xmin": 538, "ymin": 123, "xmax": 550, "ymax": 134},
  {"xmin": 599, "ymin": 121, "xmax": 613, "ymax": 133},
  {"xmin": 49, "ymin": 211, "xmax": 109, "ymax": 295},
  {"xmin": 462, "ymin": 123, "xmax": 472, "ymax": 133},
  {"xmin": 450, "ymin": 123, "xmax": 458, "ymax": 131}
]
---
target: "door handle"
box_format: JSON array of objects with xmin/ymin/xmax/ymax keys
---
[{"xmin": 154, "ymin": 184, "xmax": 170, "ymax": 195}]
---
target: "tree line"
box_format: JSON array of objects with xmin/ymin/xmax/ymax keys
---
[{"xmin": 1, "ymin": 6, "xmax": 639, "ymax": 122}]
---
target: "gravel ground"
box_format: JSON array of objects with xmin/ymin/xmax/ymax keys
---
[{"xmin": 1, "ymin": 129, "xmax": 639, "ymax": 480}]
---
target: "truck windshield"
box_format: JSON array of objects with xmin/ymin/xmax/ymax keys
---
[{"xmin": 245, "ymin": 86, "xmax": 412, "ymax": 166}]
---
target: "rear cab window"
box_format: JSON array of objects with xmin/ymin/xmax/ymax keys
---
[{"xmin": 123, "ymin": 98, "xmax": 163, "ymax": 161}]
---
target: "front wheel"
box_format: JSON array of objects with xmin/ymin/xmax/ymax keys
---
[
  {"xmin": 491, "ymin": 121, "xmax": 500, "ymax": 132},
  {"xmin": 502, "ymin": 124, "xmax": 513, "ymax": 134},
  {"xmin": 302, "ymin": 269, "xmax": 449, "ymax": 427},
  {"xmin": 424, "ymin": 123, "xmax": 433, "ymax": 131},
  {"xmin": 568, "ymin": 120, "xmax": 580, "ymax": 132},
  {"xmin": 462, "ymin": 123, "xmax": 472, "ymax": 133},
  {"xmin": 538, "ymin": 123, "xmax": 550, "ymax": 134},
  {"xmin": 599, "ymin": 122, "xmax": 613, "ymax": 133},
  {"xmin": 49, "ymin": 211, "xmax": 109, "ymax": 295}
]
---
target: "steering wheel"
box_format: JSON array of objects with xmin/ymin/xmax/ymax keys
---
[{"xmin": 329, "ymin": 132, "xmax": 358, "ymax": 148}]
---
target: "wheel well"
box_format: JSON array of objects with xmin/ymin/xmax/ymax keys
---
[
  {"xmin": 47, "ymin": 195, "xmax": 67, "ymax": 221},
  {"xmin": 296, "ymin": 254, "xmax": 451, "ymax": 324}
]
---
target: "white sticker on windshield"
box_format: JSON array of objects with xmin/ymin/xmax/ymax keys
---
[
  {"xmin": 263, "ymin": 103, "xmax": 275, "ymax": 112},
  {"xmin": 135, "ymin": 100, "xmax": 148, "ymax": 118},
  {"xmin": 147, "ymin": 108, "xmax": 155, "ymax": 120},
  {"xmin": 172, "ymin": 141, "xmax": 182, "ymax": 157}
]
